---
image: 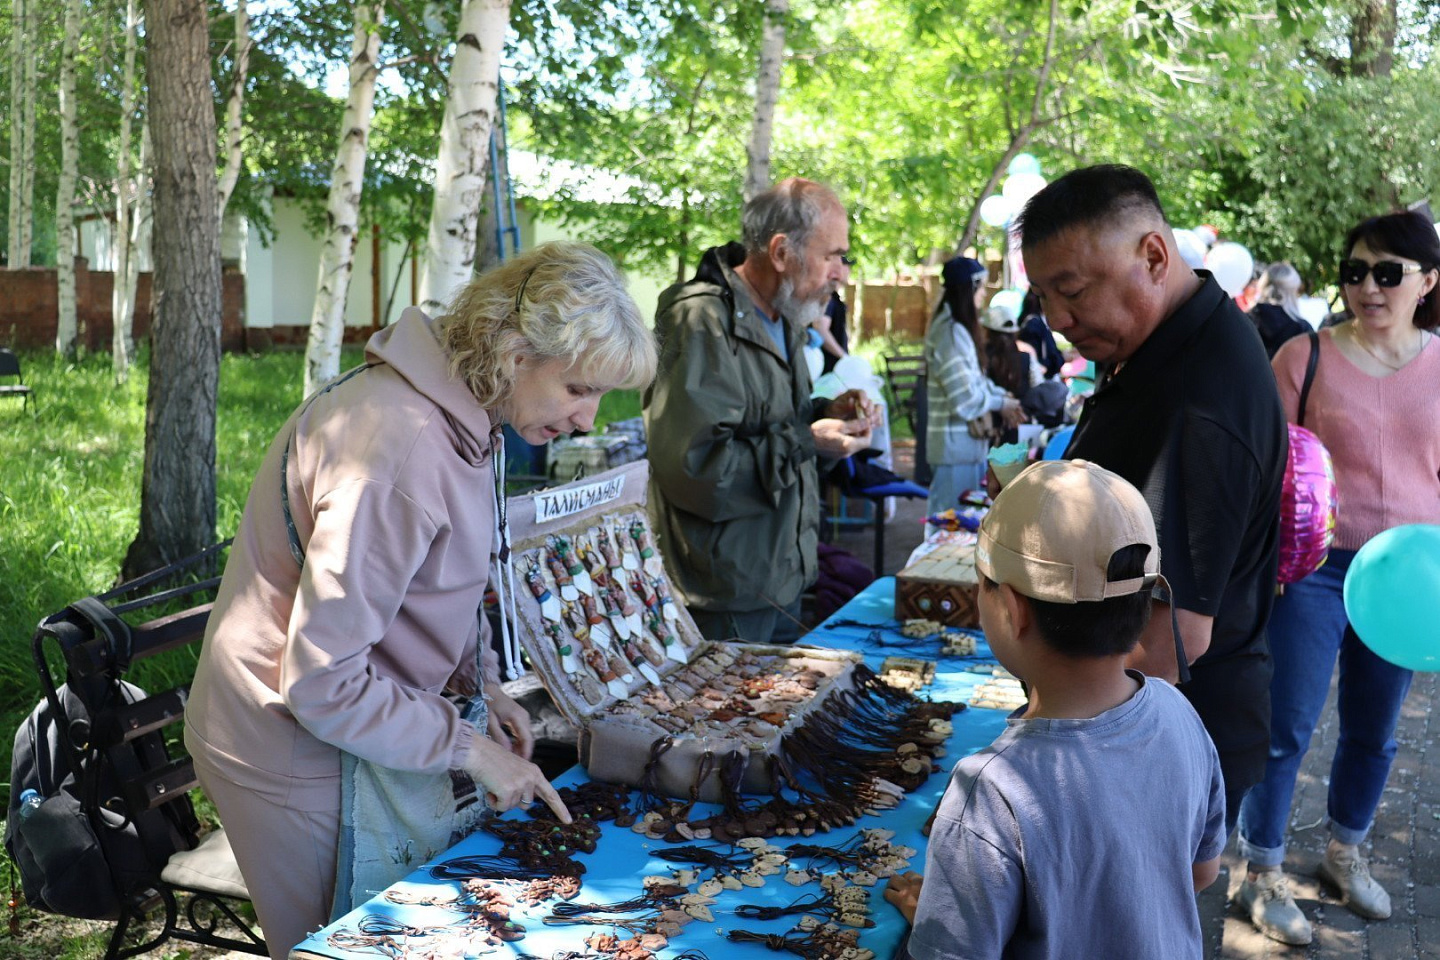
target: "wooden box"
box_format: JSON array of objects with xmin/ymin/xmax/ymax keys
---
[
  {"xmin": 895, "ymin": 542, "xmax": 981, "ymax": 628},
  {"xmin": 501, "ymin": 459, "xmax": 861, "ymax": 802}
]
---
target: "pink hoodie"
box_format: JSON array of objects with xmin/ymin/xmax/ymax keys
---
[{"xmin": 186, "ymin": 308, "xmax": 501, "ymax": 810}]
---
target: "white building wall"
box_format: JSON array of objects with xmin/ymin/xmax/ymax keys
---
[{"xmin": 245, "ymin": 198, "xmax": 382, "ymax": 329}]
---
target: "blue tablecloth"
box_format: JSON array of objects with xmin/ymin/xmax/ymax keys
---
[{"xmin": 292, "ymin": 577, "xmax": 1010, "ymax": 960}]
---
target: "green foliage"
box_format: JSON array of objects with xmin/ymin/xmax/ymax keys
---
[
  {"xmin": 508, "ymin": 0, "xmax": 771, "ymax": 278},
  {"xmin": 1150, "ymin": 33, "xmax": 1440, "ymax": 290}
]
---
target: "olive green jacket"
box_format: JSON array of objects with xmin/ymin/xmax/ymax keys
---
[{"xmin": 643, "ymin": 242, "xmax": 821, "ymax": 612}]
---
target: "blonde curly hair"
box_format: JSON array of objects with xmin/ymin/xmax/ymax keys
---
[{"xmin": 439, "ymin": 242, "xmax": 657, "ymax": 411}]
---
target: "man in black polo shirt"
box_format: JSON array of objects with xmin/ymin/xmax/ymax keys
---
[{"xmin": 1015, "ymin": 164, "xmax": 1287, "ymax": 835}]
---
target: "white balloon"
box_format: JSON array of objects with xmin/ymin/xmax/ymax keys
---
[
  {"xmin": 1193, "ymin": 225, "xmax": 1219, "ymax": 248},
  {"xmin": 1296, "ymin": 296, "xmax": 1329, "ymax": 328},
  {"xmin": 979, "ymin": 195, "xmax": 1015, "ymax": 228},
  {"xmin": 1204, "ymin": 241, "xmax": 1255, "ymax": 296},
  {"xmin": 1002, "ymin": 172, "xmax": 1048, "ymax": 206},
  {"xmin": 1173, "ymin": 228, "xmax": 1208, "ymax": 269}
]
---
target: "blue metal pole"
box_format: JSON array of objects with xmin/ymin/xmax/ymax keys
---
[
  {"xmin": 488, "ymin": 128, "xmax": 506, "ymax": 262},
  {"xmin": 498, "ymin": 82, "xmax": 521, "ymax": 257}
]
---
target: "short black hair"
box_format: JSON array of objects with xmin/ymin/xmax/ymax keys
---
[
  {"xmin": 980, "ymin": 543, "xmax": 1153, "ymax": 658},
  {"xmin": 1343, "ymin": 210, "xmax": 1440, "ymax": 331},
  {"xmin": 1015, "ymin": 164, "xmax": 1169, "ymax": 251}
]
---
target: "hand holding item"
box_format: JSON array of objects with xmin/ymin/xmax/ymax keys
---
[
  {"xmin": 484, "ymin": 683, "xmax": 536, "ymax": 760},
  {"xmin": 825, "ymin": 388, "xmax": 883, "ymax": 429},
  {"xmin": 884, "ymin": 871, "xmax": 924, "ymax": 924},
  {"xmin": 987, "ymin": 442, "xmax": 1030, "ymax": 490},
  {"xmin": 999, "ymin": 396, "xmax": 1027, "ymax": 429},
  {"xmin": 463, "ymin": 735, "xmax": 573, "ymax": 823},
  {"xmin": 812, "ymin": 417, "xmax": 874, "ymax": 459}
]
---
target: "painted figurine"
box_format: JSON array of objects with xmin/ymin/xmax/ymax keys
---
[{"xmin": 525, "ymin": 559, "xmax": 563, "ymax": 622}]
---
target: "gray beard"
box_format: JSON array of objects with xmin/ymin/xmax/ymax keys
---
[{"xmin": 773, "ymin": 276, "xmax": 829, "ymax": 327}]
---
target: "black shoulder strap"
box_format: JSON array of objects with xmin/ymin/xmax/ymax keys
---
[
  {"xmin": 281, "ymin": 363, "xmax": 374, "ymax": 568},
  {"xmin": 1296, "ymin": 329, "xmax": 1320, "ymax": 428}
]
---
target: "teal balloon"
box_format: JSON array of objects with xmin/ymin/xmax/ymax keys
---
[
  {"xmin": 1008, "ymin": 153, "xmax": 1041, "ymax": 176},
  {"xmin": 1343, "ymin": 524, "xmax": 1440, "ymax": 672},
  {"xmin": 1042, "ymin": 426, "xmax": 1074, "ymax": 461}
]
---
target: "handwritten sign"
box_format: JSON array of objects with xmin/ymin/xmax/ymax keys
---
[{"xmin": 533, "ymin": 475, "xmax": 627, "ymax": 524}]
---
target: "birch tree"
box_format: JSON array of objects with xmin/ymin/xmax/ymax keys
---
[
  {"xmin": 302, "ymin": 1, "xmax": 383, "ymax": 397},
  {"xmin": 54, "ymin": 0, "xmax": 83, "ymax": 354},
  {"xmin": 112, "ymin": 0, "xmax": 143, "ymax": 379},
  {"xmin": 114, "ymin": 123, "xmax": 151, "ymax": 384},
  {"xmin": 124, "ymin": 0, "xmax": 221, "ymax": 579},
  {"xmin": 743, "ymin": 0, "xmax": 787, "ymax": 202},
  {"xmin": 19, "ymin": 0, "xmax": 36, "ymax": 264},
  {"xmin": 6, "ymin": 0, "xmax": 36, "ymax": 267},
  {"xmin": 7, "ymin": 0, "xmax": 24, "ymax": 265},
  {"xmin": 416, "ymin": 0, "xmax": 510, "ymax": 315},
  {"xmin": 216, "ymin": 0, "xmax": 249, "ymax": 220}
]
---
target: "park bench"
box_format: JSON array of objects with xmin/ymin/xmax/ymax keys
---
[{"xmin": 19, "ymin": 541, "xmax": 265, "ymax": 959}]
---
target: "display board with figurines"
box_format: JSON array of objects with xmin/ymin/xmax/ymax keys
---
[{"xmin": 502, "ymin": 460, "xmax": 869, "ymax": 802}]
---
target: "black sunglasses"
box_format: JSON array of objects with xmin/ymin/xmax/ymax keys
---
[{"xmin": 1339, "ymin": 258, "xmax": 1425, "ymax": 287}]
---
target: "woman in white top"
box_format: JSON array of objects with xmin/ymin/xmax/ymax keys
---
[{"xmin": 924, "ymin": 256, "xmax": 1023, "ymax": 511}]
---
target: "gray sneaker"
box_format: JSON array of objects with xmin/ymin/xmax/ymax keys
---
[
  {"xmin": 1318, "ymin": 847, "xmax": 1392, "ymax": 920},
  {"xmin": 1235, "ymin": 870, "xmax": 1314, "ymax": 945}
]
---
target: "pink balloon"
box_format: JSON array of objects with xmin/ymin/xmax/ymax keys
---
[{"xmin": 1277, "ymin": 424, "xmax": 1338, "ymax": 584}]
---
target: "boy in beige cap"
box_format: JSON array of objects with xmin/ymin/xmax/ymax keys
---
[{"xmin": 885, "ymin": 459, "xmax": 1226, "ymax": 960}]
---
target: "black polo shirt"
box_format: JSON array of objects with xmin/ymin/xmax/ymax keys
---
[{"xmin": 1066, "ymin": 272, "xmax": 1287, "ymax": 792}]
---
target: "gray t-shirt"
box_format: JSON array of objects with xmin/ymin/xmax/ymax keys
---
[{"xmin": 907, "ymin": 673, "xmax": 1226, "ymax": 960}]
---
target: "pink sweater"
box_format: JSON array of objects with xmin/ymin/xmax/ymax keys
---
[
  {"xmin": 186, "ymin": 309, "xmax": 500, "ymax": 810},
  {"xmin": 1272, "ymin": 328, "xmax": 1440, "ymax": 551}
]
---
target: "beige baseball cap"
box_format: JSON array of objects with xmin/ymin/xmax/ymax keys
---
[{"xmin": 975, "ymin": 459, "xmax": 1160, "ymax": 603}]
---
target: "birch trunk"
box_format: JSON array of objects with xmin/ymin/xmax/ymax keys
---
[
  {"xmin": 7, "ymin": 0, "xmax": 24, "ymax": 265},
  {"xmin": 115, "ymin": 124, "xmax": 152, "ymax": 383},
  {"xmin": 54, "ymin": 0, "xmax": 82, "ymax": 355},
  {"xmin": 743, "ymin": 0, "xmax": 788, "ymax": 203},
  {"xmin": 416, "ymin": 0, "xmax": 510, "ymax": 315},
  {"xmin": 19, "ymin": 0, "xmax": 36, "ymax": 265},
  {"xmin": 302, "ymin": 1, "xmax": 383, "ymax": 397},
  {"xmin": 125, "ymin": 0, "xmax": 221, "ymax": 580},
  {"xmin": 7, "ymin": 0, "xmax": 36, "ymax": 268},
  {"xmin": 216, "ymin": 0, "xmax": 248, "ymax": 219},
  {"xmin": 113, "ymin": 0, "xmax": 141, "ymax": 377}
]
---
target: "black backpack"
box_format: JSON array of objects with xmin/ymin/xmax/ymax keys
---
[{"xmin": 5, "ymin": 640, "xmax": 198, "ymax": 919}]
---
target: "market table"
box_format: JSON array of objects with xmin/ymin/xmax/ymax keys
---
[{"xmin": 291, "ymin": 577, "xmax": 1009, "ymax": 960}]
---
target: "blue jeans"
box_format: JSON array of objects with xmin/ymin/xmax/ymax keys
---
[{"xmin": 1236, "ymin": 549, "xmax": 1413, "ymax": 867}]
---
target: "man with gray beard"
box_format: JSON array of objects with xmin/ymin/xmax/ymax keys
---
[{"xmin": 644, "ymin": 178, "xmax": 879, "ymax": 644}]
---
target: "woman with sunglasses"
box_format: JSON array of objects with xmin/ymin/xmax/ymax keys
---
[
  {"xmin": 1234, "ymin": 210, "xmax": 1440, "ymax": 945},
  {"xmin": 185, "ymin": 241, "xmax": 658, "ymax": 958}
]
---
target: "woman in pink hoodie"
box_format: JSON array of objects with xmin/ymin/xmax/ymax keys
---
[{"xmin": 185, "ymin": 242, "xmax": 657, "ymax": 958}]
